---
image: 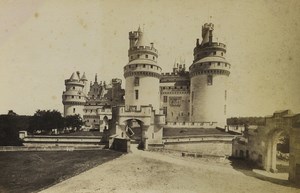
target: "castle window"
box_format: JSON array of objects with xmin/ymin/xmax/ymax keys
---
[
  {"xmin": 94, "ymin": 120, "xmax": 96, "ymax": 122},
  {"xmin": 130, "ymin": 56, "xmax": 133, "ymax": 59},
  {"xmin": 145, "ymin": 54, "xmax": 148, "ymax": 58},
  {"xmin": 79, "ymin": 96, "xmax": 81, "ymax": 99},
  {"xmin": 213, "ymin": 51, "xmax": 216, "ymax": 55},
  {"xmin": 218, "ymin": 62, "xmax": 220, "ymax": 66},
  {"xmin": 73, "ymin": 87, "xmax": 75, "ymax": 90},
  {"xmin": 143, "ymin": 64, "xmax": 146, "ymax": 68},
  {"xmin": 225, "ymin": 64, "xmax": 227, "ymax": 67},
  {"xmin": 153, "ymin": 56, "xmax": 155, "ymax": 60},
  {"xmin": 135, "ymin": 90, "xmax": 139, "ymax": 100},
  {"xmin": 221, "ymin": 52, "xmax": 224, "ymax": 56},
  {"xmin": 72, "ymin": 96, "xmax": 74, "ymax": 99},
  {"xmin": 207, "ymin": 75, "xmax": 213, "ymax": 85},
  {"xmin": 137, "ymin": 54, "xmax": 140, "ymax": 58},
  {"xmin": 224, "ymin": 105, "xmax": 227, "ymax": 115},
  {"xmin": 163, "ymin": 107, "xmax": 167, "ymax": 115},
  {"xmin": 225, "ymin": 90, "xmax": 227, "ymax": 100},
  {"xmin": 134, "ymin": 77, "xmax": 139, "ymax": 86},
  {"xmin": 151, "ymin": 65, "xmax": 153, "ymax": 68},
  {"xmin": 163, "ymin": 96, "xmax": 168, "ymax": 103},
  {"xmin": 73, "ymin": 108, "xmax": 75, "ymax": 113},
  {"xmin": 135, "ymin": 64, "xmax": 137, "ymax": 67},
  {"xmin": 90, "ymin": 110, "xmax": 92, "ymax": 113}
]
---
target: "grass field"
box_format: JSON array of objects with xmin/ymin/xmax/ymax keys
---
[{"xmin": 0, "ymin": 150, "xmax": 123, "ymax": 193}]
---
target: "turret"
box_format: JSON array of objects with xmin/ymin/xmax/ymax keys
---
[
  {"xmin": 124, "ymin": 26, "xmax": 162, "ymax": 113},
  {"xmin": 189, "ymin": 23, "xmax": 231, "ymax": 128},
  {"xmin": 80, "ymin": 72, "xmax": 88, "ymax": 95},
  {"xmin": 62, "ymin": 72, "xmax": 87, "ymax": 117}
]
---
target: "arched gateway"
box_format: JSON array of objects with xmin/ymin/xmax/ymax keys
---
[
  {"xmin": 232, "ymin": 110, "xmax": 300, "ymax": 184},
  {"xmin": 110, "ymin": 105, "xmax": 165, "ymax": 150}
]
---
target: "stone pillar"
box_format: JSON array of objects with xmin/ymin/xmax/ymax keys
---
[
  {"xmin": 270, "ymin": 137, "xmax": 278, "ymax": 173},
  {"xmin": 264, "ymin": 139, "xmax": 272, "ymax": 171},
  {"xmin": 144, "ymin": 137, "xmax": 148, "ymax": 150},
  {"xmin": 19, "ymin": 131, "xmax": 28, "ymax": 139},
  {"xmin": 289, "ymin": 127, "xmax": 300, "ymax": 184}
]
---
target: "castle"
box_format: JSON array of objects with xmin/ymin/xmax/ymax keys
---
[{"xmin": 62, "ymin": 23, "xmax": 231, "ymax": 144}]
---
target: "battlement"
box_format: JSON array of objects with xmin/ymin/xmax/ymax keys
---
[
  {"xmin": 129, "ymin": 45, "xmax": 158, "ymax": 53},
  {"xmin": 129, "ymin": 31, "xmax": 138, "ymax": 36},
  {"xmin": 161, "ymin": 71, "xmax": 189, "ymax": 76},
  {"xmin": 160, "ymin": 85, "xmax": 189, "ymax": 91},
  {"xmin": 165, "ymin": 121, "xmax": 218, "ymax": 128},
  {"xmin": 64, "ymin": 79, "xmax": 85, "ymax": 86},
  {"xmin": 196, "ymin": 42, "xmax": 226, "ymax": 50}
]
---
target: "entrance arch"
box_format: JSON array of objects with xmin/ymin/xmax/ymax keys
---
[
  {"xmin": 265, "ymin": 129, "xmax": 289, "ymax": 173},
  {"xmin": 232, "ymin": 110, "xmax": 300, "ymax": 184},
  {"xmin": 124, "ymin": 119, "xmax": 143, "ymax": 141}
]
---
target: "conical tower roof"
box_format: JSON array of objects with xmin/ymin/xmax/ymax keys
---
[
  {"xmin": 81, "ymin": 72, "xmax": 87, "ymax": 81},
  {"xmin": 69, "ymin": 72, "xmax": 78, "ymax": 81}
]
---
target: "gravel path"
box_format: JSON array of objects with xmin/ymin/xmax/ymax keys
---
[{"xmin": 39, "ymin": 145, "xmax": 299, "ymax": 193}]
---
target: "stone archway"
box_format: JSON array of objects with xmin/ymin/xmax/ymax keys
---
[
  {"xmin": 124, "ymin": 119, "xmax": 143, "ymax": 140},
  {"xmin": 264, "ymin": 129, "xmax": 288, "ymax": 173},
  {"xmin": 123, "ymin": 119, "xmax": 147, "ymax": 149},
  {"xmin": 259, "ymin": 110, "xmax": 300, "ymax": 184},
  {"xmin": 232, "ymin": 110, "xmax": 300, "ymax": 184}
]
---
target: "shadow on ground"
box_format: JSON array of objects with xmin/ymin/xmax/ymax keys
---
[{"xmin": 229, "ymin": 157, "xmax": 299, "ymax": 189}]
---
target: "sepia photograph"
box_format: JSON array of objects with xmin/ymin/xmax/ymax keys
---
[{"xmin": 0, "ymin": 0, "xmax": 299, "ymax": 192}]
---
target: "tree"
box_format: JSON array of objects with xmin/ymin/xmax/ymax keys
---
[
  {"xmin": 29, "ymin": 110, "xmax": 64, "ymax": 133},
  {"xmin": 0, "ymin": 114, "xmax": 30, "ymax": 146},
  {"xmin": 64, "ymin": 114, "xmax": 83, "ymax": 131}
]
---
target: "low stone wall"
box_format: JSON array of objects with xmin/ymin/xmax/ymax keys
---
[
  {"xmin": 165, "ymin": 122, "xmax": 217, "ymax": 128},
  {"xmin": 164, "ymin": 141, "xmax": 232, "ymax": 157},
  {"xmin": 0, "ymin": 145, "xmax": 106, "ymax": 152},
  {"xmin": 162, "ymin": 135, "xmax": 235, "ymax": 156},
  {"xmin": 21, "ymin": 135, "xmax": 103, "ymax": 147}
]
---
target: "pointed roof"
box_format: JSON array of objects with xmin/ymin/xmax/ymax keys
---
[
  {"xmin": 136, "ymin": 26, "xmax": 148, "ymax": 47},
  {"xmin": 81, "ymin": 72, "xmax": 87, "ymax": 81},
  {"xmin": 69, "ymin": 72, "xmax": 78, "ymax": 81}
]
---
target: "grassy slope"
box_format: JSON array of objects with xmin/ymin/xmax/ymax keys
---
[{"xmin": 0, "ymin": 150, "xmax": 123, "ymax": 193}]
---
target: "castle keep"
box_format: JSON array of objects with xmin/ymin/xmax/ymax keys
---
[{"xmin": 62, "ymin": 23, "xmax": 231, "ymax": 142}]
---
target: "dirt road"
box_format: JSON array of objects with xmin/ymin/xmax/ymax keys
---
[{"xmin": 39, "ymin": 146, "xmax": 299, "ymax": 193}]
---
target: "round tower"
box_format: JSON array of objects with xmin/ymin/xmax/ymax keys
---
[
  {"xmin": 62, "ymin": 72, "xmax": 87, "ymax": 117},
  {"xmin": 124, "ymin": 27, "xmax": 162, "ymax": 113},
  {"xmin": 189, "ymin": 23, "xmax": 231, "ymax": 127}
]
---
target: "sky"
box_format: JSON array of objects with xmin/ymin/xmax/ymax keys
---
[{"xmin": 0, "ymin": 0, "xmax": 299, "ymax": 117}]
